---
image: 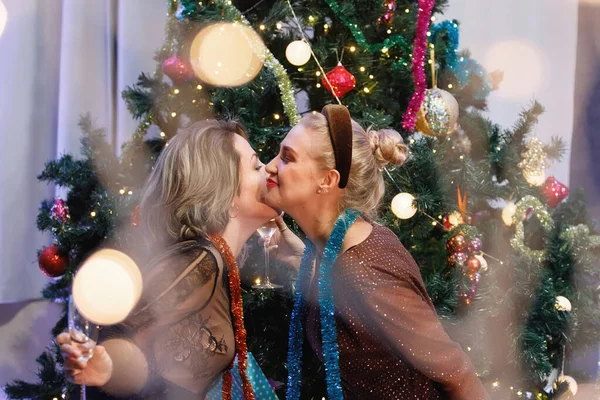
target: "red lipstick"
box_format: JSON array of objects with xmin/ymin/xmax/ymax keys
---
[{"xmin": 266, "ymin": 178, "xmax": 278, "ymax": 188}]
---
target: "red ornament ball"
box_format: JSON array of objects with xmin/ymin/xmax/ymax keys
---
[
  {"xmin": 322, "ymin": 64, "xmax": 356, "ymax": 98},
  {"xmin": 446, "ymin": 234, "xmax": 467, "ymax": 253},
  {"xmin": 542, "ymin": 176, "xmax": 569, "ymax": 208},
  {"xmin": 39, "ymin": 245, "xmax": 68, "ymax": 277},
  {"xmin": 162, "ymin": 55, "xmax": 194, "ymax": 84},
  {"xmin": 441, "ymin": 213, "xmax": 453, "ymax": 230}
]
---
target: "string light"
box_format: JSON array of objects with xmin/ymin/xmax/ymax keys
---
[
  {"xmin": 128, "ymin": 190, "xmax": 133, "ymax": 195},
  {"xmin": 119, "ymin": 189, "xmax": 125, "ymax": 195},
  {"xmin": 308, "ymin": 15, "xmax": 315, "ymax": 22},
  {"xmin": 196, "ymin": 84, "xmax": 203, "ymax": 90},
  {"xmin": 316, "ymin": 83, "xmax": 322, "ymax": 88},
  {"xmin": 387, "ymin": 29, "xmax": 392, "ymax": 34},
  {"xmin": 171, "ymin": 112, "xmax": 177, "ymax": 117},
  {"xmin": 324, "ymin": 23, "xmax": 329, "ymax": 30},
  {"xmin": 426, "ymin": 31, "xmax": 431, "ymax": 37},
  {"xmin": 369, "ymin": 74, "xmax": 374, "ymax": 79},
  {"xmin": 448, "ymin": 83, "xmax": 453, "ymax": 89},
  {"xmin": 405, "ymin": 8, "xmax": 410, "ymax": 13},
  {"xmin": 349, "ymin": 45, "xmax": 356, "ymax": 52},
  {"xmin": 173, "ymin": 88, "xmax": 180, "ymax": 94},
  {"xmin": 381, "ymin": 47, "xmax": 389, "ymax": 53},
  {"xmin": 276, "ymin": 22, "xmax": 283, "ymax": 29},
  {"xmin": 363, "ymin": 87, "xmax": 370, "ymax": 93},
  {"xmin": 259, "ymin": 24, "xmax": 266, "ymax": 30},
  {"xmin": 255, "ymin": 277, "xmax": 261, "ymax": 285},
  {"xmin": 359, "ymin": 66, "xmax": 366, "ymax": 72},
  {"xmin": 160, "ymin": 131, "xmax": 166, "ymax": 138},
  {"xmin": 274, "ymin": 113, "xmax": 281, "ymax": 120},
  {"xmin": 316, "ymin": 71, "xmax": 321, "ymax": 76},
  {"xmin": 90, "ymin": 211, "xmax": 97, "ymax": 218},
  {"xmin": 431, "ymin": 16, "xmax": 436, "ymax": 21}
]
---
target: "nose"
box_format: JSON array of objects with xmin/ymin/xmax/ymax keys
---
[{"xmin": 265, "ymin": 156, "xmax": 278, "ymax": 176}]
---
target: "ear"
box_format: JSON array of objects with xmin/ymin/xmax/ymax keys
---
[{"xmin": 319, "ymin": 169, "xmax": 341, "ymax": 192}]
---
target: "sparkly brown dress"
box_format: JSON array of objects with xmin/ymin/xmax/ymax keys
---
[
  {"xmin": 91, "ymin": 238, "xmax": 235, "ymax": 400},
  {"xmin": 305, "ymin": 223, "xmax": 490, "ymax": 400}
]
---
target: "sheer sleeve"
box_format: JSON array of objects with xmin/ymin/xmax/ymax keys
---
[
  {"xmin": 345, "ymin": 262, "xmax": 490, "ymax": 400},
  {"xmin": 97, "ymin": 241, "xmax": 224, "ymax": 397}
]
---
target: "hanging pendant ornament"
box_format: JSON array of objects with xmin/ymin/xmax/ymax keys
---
[
  {"xmin": 162, "ymin": 55, "xmax": 195, "ymax": 85},
  {"xmin": 415, "ymin": 49, "xmax": 459, "ymax": 137},
  {"xmin": 322, "ymin": 63, "xmax": 356, "ymax": 98},
  {"xmin": 50, "ymin": 198, "xmax": 70, "ymax": 224},
  {"xmin": 519, "ymin": 136, "xmax": 549, "ymax": 187},
  {"xmin": 39, "ymin": 245, "xmax": 68, "ymax": 277},
  {"xmin": 416, "ymin": 88, "xmax": 459, "ymax": 136},
  {"xmin": 377, "ymin": 0, "xmax": 397, "ymax": 25},
  {"xmin": 542, "ymin": 176, "xmax": 569, "ymax": 208},
  {"xmin": 286, "ymin": 40, "xmax": 311, "ymax": 66}
]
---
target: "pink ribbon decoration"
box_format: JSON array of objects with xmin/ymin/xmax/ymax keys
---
[{"xmin": 401, "ymin": 0, "xmax": 436, "ymax": 131}]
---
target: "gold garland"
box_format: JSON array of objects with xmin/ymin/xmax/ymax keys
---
[{"xmin": 510, "ymin": 195, "xmax": 554, "ymax": 263}]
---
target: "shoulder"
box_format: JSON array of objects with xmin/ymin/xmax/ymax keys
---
[
  {"xmin": 355, "ymin": 223, "xmax": 421, "ymax": 278},
  {"xmin": 339, "ymin": 223, "xmax": 428, "ymax": 294}
]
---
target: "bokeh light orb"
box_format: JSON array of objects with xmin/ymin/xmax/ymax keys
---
[
  {"xmin": 190, "ymin": 22, "xmax": 266, "ymax": 87},
  {"xmin": 73, "ymin": 249, "xmax": 142, "ymax": 325}
]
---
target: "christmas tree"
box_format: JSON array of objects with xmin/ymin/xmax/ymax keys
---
[{"xmin": 5, "ymin": 0, "xmax": 600, "ymax": 399}]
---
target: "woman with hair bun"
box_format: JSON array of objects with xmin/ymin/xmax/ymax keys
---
[{"xmin": 265, "ymin": 105, "xmax": 489, "ymax": 399}]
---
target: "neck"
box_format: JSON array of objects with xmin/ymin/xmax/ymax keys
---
[
  {"xmin": 221, "ymin": 217, "xmax": 258, "ymax": 257},
  {"xmin": 288, "ymin": 200, "xmax": 341, "ymax": 254}
]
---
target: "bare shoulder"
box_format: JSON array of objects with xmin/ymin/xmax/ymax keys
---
[{"xmin": 341, "ymin": 218, "xmax": 373, "ymax": 254}]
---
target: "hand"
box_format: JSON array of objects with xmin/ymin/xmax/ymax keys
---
[
  {"xmin": 57, "ymin": 332, "xmax": 113, "ymax": 387},
  {"xmin": 267, "ymin": 213, "xmax": 305, "ymax": 269}
]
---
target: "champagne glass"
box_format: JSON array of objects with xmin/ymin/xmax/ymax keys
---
[
  {"xmin": 68, "ymin": 296, "xmax": 100, "ymax": 400},
  {"xmin": 253, "ymin": 219, "xmax": 282, "ymax": 289}
]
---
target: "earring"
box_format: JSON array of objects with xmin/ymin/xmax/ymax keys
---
[{"xmin": 317, "ymin": 188, "xmax": 323, "ymax": 194}]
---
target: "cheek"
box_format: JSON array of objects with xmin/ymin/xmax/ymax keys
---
[{"xmin": 278, "ymin": 163, "xmax": 314, "ymax": 199}]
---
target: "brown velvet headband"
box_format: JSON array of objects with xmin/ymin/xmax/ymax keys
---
[{"xmin": 321, "ymin": 104, "xmax": 353, "ymax": 188}]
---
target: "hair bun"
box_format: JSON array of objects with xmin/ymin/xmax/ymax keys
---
[{"xmin": 368, "ymin": 128, "xmax": 408, "ymax": 167}]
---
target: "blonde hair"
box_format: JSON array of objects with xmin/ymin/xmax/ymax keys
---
[
  {"xmin": 300, "ymin": 112, "xmax": 408, "ymax": 219},
  {"xmin": 139, "ymin": 120, "xmax": 248, "ymax": 248}
]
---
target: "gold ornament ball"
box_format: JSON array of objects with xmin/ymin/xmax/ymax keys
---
[
  {"xmin": 554, "ymin": 295, "xmax": 572, "ymax": 312},
  {"xmin": 416, "ymin": 88, "xmax": 459, "ymax": 137},
  {"xmin": 523, "ymin": 169, "xmax": 546, "ymax": 187},
  {"xmin": 286, "ymin": 40, "xmax": 311, "ymax": 66},
  {"xmin": 502, "ymin": 201, "xmax": 517, "ymax": 226},
  {"xmin": 391, "ymin": 193, "xmax": 417, "ymax": 219},
  {"xmin": 190, "ymin": 22, "xmax": 266, "ymax": 87}
]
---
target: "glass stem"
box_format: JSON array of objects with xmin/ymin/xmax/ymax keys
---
[
  {"xmin": 264, "ymin": 240, "xmax": 270, "ymax": 285},
  {"xmin": 81, "ymin": 378, "xmax": 86, "ymax": 400}
]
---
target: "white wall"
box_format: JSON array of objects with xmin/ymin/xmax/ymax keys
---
[{"xmin": 444, "ymin": 0, "xmax": 579, "ymax": 185}]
